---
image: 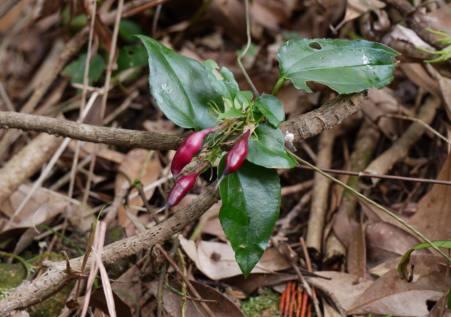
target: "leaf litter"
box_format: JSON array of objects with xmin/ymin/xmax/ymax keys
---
[{"xmin": 0, "ymin": 1, "xmax": 451, "ymax": 316}]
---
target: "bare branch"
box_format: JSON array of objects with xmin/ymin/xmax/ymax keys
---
[{"xmin": 0, "ymin": 111, "xmax": 183, "ymax": 150}]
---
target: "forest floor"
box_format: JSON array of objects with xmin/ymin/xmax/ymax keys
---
[{"xmin": 0, "ymin": 0, "xmax": 450, "ymax": 316}]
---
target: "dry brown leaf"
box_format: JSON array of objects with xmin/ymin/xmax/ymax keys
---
[
  {"xmin": 336, "ymin": 0, "xmax": 385, "ymax": 29},
  {"xmin": 179, "ymin": 235, "xmax": 290, "ymax": 280},
  {"xmin": 208, "ymin": 0, "xmax": 246, "ymax": 43},
  {"xmin": 251, "ymin": 0, "xmax": 296, "ymax": 30},
  {"xmin": 423, "ymin": 4, "xmax": 451, "ymax": 36},
  {"xmin": 307, "ymin": 271, "xmax": 373, "ymax": 314},
  {"xmin": 408, "ymin": 153, "xmax": 451, "ymax": 240},
  {"xmin": 366, "ymin": 221, "xmax": 419, "ymax": 266},
  {"xmin": 115, "ymin": 149, "xmax": 161, "ymax": 226},
  {"xmin": 4, "ymin": 184, "xmax": 77, "ymax": 228},
  {"xmin": 386, "ymin": 25, "xmax": 434, "ymax": 51},
  {"xmin": 400, "ymin": 63, "xmax": 440, "ymax": 96},
  {"xmin": 147, "ymin": 279, "xmax": 244, "ymax": 317},
  {"xmin": 348, "ymin": 255, "xmax": 450, "ymax": 316}
]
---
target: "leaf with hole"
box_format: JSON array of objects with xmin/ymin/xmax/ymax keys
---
[
  {"xmin": 117, "ymin": 45, "xmax": 148, "ymax": 71},
  {"xmin": 277, "ymin": 38, "xmax": 398, "ymax": 94},
  {"xmin": 254, "ymin": 94, "xmax": 285, "ymax": 127},
  {"xmin": 219, "ymin": 161, "xmax": 281, "ymax": 276},
  {"xmin": 247, "ymin": 124, "xmax": 297, "ymax": 169},
  {"xmin": 139, "ymin": 36, "xmax": 237, "ymax": 129},
  {"xmin": 63, "ymin": 53, "xmax": 105, "ymax": 85}
]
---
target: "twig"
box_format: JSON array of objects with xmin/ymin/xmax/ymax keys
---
[
  {"xmin": 155, "ymin": 244, "xmax": 215, "ymax": 317},
  {"xmin": 0, "ymin": 93, "xmax": 362, "ymax": 151},
  {"xmin": 300, "ymin": 238, "xmax": 322, "ymax": 317},
  {"xmin": 365, "ymin": 95, "xmax": 440, "ymax": 180},
  {"xmin": 298, "ymin": 166, "xmax": 451, "ymax": 186},
  {"xmin": 0, "ymin": 111, "xmax": 183, "ymax": 150},
  {"xmin": 381, "ymin": 113, "xmax": 451, "ymax": 145},
  {"xmin": 281, "ymin": 94, "xmax": 364, "ymax": 143},
  {"xmin": 0, "ymin": 133, "xmax": 62, "ymax": 208},
  {"xmin": 237, "ymin": 0, "xmax": 258, "ymax": 96},
  {"xmin": 306, "ymin": 129, "xmax": 337, "ymax": 257}
]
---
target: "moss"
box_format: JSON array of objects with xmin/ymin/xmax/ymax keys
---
[
  {"xmin": 241, "ymin": 288, "xmax": 281, "ymax": 317},
  {"xmin": 28, "ymin": 283, "xmax": 73, "ymax": 317},
  {"xmin": 0, "ymin": 262, "xmax": 27, "ymax": 296}
]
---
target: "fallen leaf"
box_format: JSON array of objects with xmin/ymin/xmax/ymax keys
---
[
  {"xmin": 179, "ymin": 235, "xmax": 290, "ymax": 280},
  {"xmin": 408, "ymin": 153, "xmax": 451, "ymax": 240},
  {"xmin": 4, "ymin": 184, "xmax": 78, "ymax": 228},
  {"xmin": 348, "ymin": 255, "xmax": 450, "ymax": 316},
  {"xmin": 386, "ymin": 25, "xmax": 435, "ymax": 51},
  {"xmin": 336, "ymin": 0, "xmax": 385, "ymax": 29},
  {"xmin": 366, "ymin": 221, "xmax": 419, "ymax": 266},
  {"xmin": 307, "ymin": 271, "xmax": 373, "ymax": 314}
]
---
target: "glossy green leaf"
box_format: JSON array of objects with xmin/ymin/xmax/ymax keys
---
[
  {"xmin": 139, "ymin": 36, "xmax": 236, "ymax": 129},
  {"xmin": 277, "ymin": 38, "xmax": 398, "ymax": 94},
  {"xmin": 397, "ymin": 240, "xmax": 451, "ymax": 280},
  {"xmin": 63, "ymin": 53, "xmax": 105, "ymax": 84},
  {"xmin": 117, "ymin": 45, "xmax": 147, "ymax": 71},
  {"xmin": 219, "ymin": 162, "xmax": 281, "ymax": 276},
  {"xmin": 119, "ymin": 20, "xmax": 143, "ymax": 43},
  {"xmin": 255, "ymin": 94, "xmax": 285, "ymax": 127},
  {"xmin": 248, "ymin": 124, "xmax": 297, "ymax": 169}
]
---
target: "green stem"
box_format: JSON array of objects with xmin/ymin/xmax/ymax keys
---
[
  {"xmin": 237, "ymin": 0, "xmax": 258, "ymax": 96},
  {"xmin": 272, "ymin": 77, "xmax": 285, "ymax": 95},
  {"xmin": 289, "ymin": 151, "xmax": 451, "ymax": 263}
]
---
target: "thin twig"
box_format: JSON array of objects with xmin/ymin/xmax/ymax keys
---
[
  {"xmin": 290, "ymin": 151, "xmax": 451, "ymax": 263},
  {"xmin": 155, "ymin": 244, "xmax": 215, "ymax": 317},
  {"xmin": 237, "ymin": 0, "xmax": 258, "ymax": 96},
  {"xmin": 381, "ymin": 113, "xmax": 451, "ymax": 145},
  {"xmin": 298, "ymin": 165, "xmax": 451, "ymax": 186}
]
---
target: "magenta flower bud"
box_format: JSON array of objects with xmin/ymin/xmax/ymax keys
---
[
  {"xmin": 167, "ymin": 173, "xmax": 198, "ymax": 208},
  {"xmin": 171, "ymin": 128, "xmax": 214, "ymax": 177},
  {"xmin": 223, "ymin": 130, "xmax": 251, "ymax": 175}
]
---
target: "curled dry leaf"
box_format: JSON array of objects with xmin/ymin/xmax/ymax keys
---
[
  {"xmin": 179, "ymin": 235, "xmax": 290, "ymax": 280},
  {"xmin": 385, "ymin": 25, "xmax": 434, "ymax": 50},
  {"xmin": 348, "ymin": 254, "xmax": 450, "ymax": 316},
  {"xmin": 336, "ymin": 0, "xmax": 385, "ymax": 29}
]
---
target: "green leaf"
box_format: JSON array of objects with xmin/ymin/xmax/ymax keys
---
[
  {"xmin": 248, "ymin": 124, "xmax": 297, "ymax": 169},
  {"xmin": 63, "ymin": 53, "xmax": 105, "ymax": 84},
  {"xmin": 277, "ymin": 38, "xmax": 398, "ymax": 94},
  {"xmin": 117, "ymin": 45, "xmax": 148, "ymax": 71},
  {"xmin": 219, "ymin": 162, "xmax": 281, "ymax": 276},
  {"xmin": 397, "ymin": 240, "xmax": 451, "ymax": 280},
  {"xmin": 255, "ymin": 94, "xmax": 285, "ymax": 127},
  {"xmin": 139, "ymin": 36, "xmax": 236, "ymax": 129},
  {"xmin": 119, "ymin": 20, "xmax": 143, "ymax": 43}
]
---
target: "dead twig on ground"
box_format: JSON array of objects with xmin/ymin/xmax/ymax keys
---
[{"xmin": 306, "ymin": 128, "xmax": 338, "ymax": 258}]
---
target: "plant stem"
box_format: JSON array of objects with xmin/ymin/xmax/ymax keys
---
[
  {"xmin": 272, "ymin": 77, "xmax": 285, "ymax": 95},
  {"xmin": 289, "ymin": 151, "xmax": 451, "ymax": 263},
  {"xmin": 237, "ymin": 0, "xmax": 258, "ymax": 96}
]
